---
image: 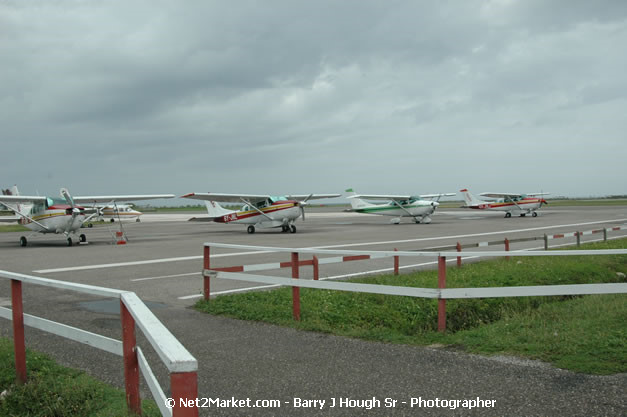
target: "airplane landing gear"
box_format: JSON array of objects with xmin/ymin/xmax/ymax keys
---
[
  {"xmin": 281, "ymin": 225, "xmax": 289, "ymax": 233},
  {"xmin": 532, "ymin": 212, "xmax": 538, "ymax": 217},
  {"xmin": 505, "ymin": 212, "xmax": 512, "ymax": 218},
  {"xmin": 67, "ymin": 237, "xmax": 73, "ymax": 247},
  {"xmin": 520, "ymin": 213, "xmax": 526, "ymax": 217},
  {"xmin": 247, "ymin": 225, "xmax": 255, "ymax": 234},
  {"xmin": 79, "ymin": 234, "xmax": 87, "ymax": 243},
  {"xmin": 19, "ymin": 236, "xmax": 27, "ymax": 247},
  {"xmin": 289, "ymin": 225, "xmax": 297, "ymax": 233}
]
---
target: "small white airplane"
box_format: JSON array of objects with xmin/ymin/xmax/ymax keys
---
[
  {"xmin": 0, "ymin": 187, "xmax": 174, "ymax": 246},
  {"xmin": 84, "ymin": 203, "xmax": 143, "ymax": 225},
  {"xmin": 181, "ymin": 192, "xmax": 340, "ymax": 233},
  {"xmin": 344, "ymin": 188, "xmax": 456, "ymax": 224},
  {"xmin": 460, "ymin": 189, "xmax": 549, "ymax": 218}
]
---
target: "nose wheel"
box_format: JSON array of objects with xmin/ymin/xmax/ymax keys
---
[
  {"xmin": 19, "ymin": 236, "xmax": 27, "ymax": 247},
  {"xmin": 247, "ymin": 225, "xmax": 255, "ymax": 234}
]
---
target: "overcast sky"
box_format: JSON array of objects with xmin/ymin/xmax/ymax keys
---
[{"xmin": 2, "ymin": 0, "xmax": 626, "ymax": 203}]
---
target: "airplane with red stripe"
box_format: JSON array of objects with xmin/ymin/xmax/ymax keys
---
[
  {"xmin": 181, "ymin": 192, "xmax": 340, "ymax": 233},
  {"xmin": 0, "ymin": 186, "xmax": 174, "ymax": 246},
  {"xmin": 460, "ymin": 189, "xmax": 549, "ymax": 218}
]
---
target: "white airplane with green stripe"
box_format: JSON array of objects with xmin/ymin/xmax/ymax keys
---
[{"xmin": 345, "ymin": 188, "xmax": 455, "ymax": 224}]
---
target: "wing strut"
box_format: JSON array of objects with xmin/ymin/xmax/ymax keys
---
[
  {"xmin": 1, "ymin": 205, "xmax": 52, "ymax": 232},
  {"xmin": 241, "ymin": 198, "xmax": 274, "ymax": 221},
  {"xmin": 390, "ymin": 199, "xmax": 421, "ymax": 222}
]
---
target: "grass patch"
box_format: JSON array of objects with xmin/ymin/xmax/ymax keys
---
[
  {"xmin": 0, "ymin": 224, "xmax": 29, "ymax": 233},
  {"xmin": 196, "ymin": 239, "xmax": 627, "ymax": 374},
  {"xmin": 0, "ymin": 338, "xmax": 160, "ymax": 416}
]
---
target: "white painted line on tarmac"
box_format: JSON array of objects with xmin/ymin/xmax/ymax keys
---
[
  {"xmin": 34, "ymin": 218, "xmax": 626, "ymax": 274},
  {"xmin": 178, "ymin": 234, "xmax": 627, "ymax": 300},
  {"xmin": 306, "ymin": 219, "xmax": 627, "ymax": 249},
  {"xmin": 131, "ymin": 272, "xmax": 200, "ymax": 282},
  {"xmin": 33, "ymin": 251, "xmax": 273, "ymax": 274}
]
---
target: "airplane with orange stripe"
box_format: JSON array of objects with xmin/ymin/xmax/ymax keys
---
[
  {"xmin": 0, "ymin": 186, "xmax": 174, "ymax": 246},
  {"xmin": 181, "ymin": 192, "xmax": 340, "ymax": 233},
  {"xmin": 460, "ymin": 189, "xmax": 549, "ymax": 218}
]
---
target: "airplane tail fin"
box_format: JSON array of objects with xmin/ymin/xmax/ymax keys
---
[
  {"xmin": 1, "ymin": 185, "xmax": 30, "ymax": 216},
  {"xmin": 459, "ymin": 188, "xmax": 482, "ymax": 207},
  {"xmin": 345, "ymin": 188, "xmax": 369, "ymax": 210},
  {"xmin": 203, "ymin": 200, "xmax": 235, "ymax": 218}
]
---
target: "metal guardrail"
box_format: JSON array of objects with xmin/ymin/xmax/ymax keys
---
[{"xmin": 0, "ymin": 270, "xmax": 198, "ymax": 417}]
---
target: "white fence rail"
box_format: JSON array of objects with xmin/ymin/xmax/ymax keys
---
[
  {"xmin": 202, "ymin": 241, "xmax": 627, "ymax": 332},
  {"xmin": 0, "ymin": 270, "xmax": 198, "ymax": 417}
]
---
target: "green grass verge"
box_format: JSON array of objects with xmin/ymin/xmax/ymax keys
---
[
  {"xmin": 0, "ymin": 338, "xmax": 160, "ymax": 416},
  {"xmin": 195, "ymin": 239, "xmax": 627, "ymax": 374},
  {"xmin": 0, "ymin": 224, "xmax": 29, "ymax": 233}
]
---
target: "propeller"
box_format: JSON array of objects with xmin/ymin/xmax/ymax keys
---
[
  {"xmin": 298, "ymin": 193, "xmax": 314, "ymax": 221},
  {"xmin": 60, "ymin": 188, "xmax": 81, "ymax": 233}
]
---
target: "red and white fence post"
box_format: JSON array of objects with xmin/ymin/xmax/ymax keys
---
[
  {"xmin": 171, "ymin": 371, "xmax": 199, "ymax": 417},
  {"xmin": 312, "ymin": 255, "xmax": 319, "ymax": 281},
  {"xmin": 11, "ymin": 279, "xmax": 27, "ymax": 384},
  {"xmin": 437, "ymin": 256, "xmax": 447, "ymax": 333},
  {"xmin": 203, "ymin": 246, "xmax": 210, "ymax": 301},
  {"xmin": 394, "ymin": 248, "xmax": 399, "ymax": 275},
  {"xmin": 456, "ymin": 242, "xmax": 462, "ymax": 267},
  {"xmin": 292, "ymin": 252, "xmax": 301, "ymax": 321},
  {"xmin": 120, "ymin": 301, "xmax": 141, "ymax": 415}
]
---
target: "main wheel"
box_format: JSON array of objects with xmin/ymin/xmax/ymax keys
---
[
  {"xmin": 281, "ymin": 225, "xmax": 288, "ymax": 232},
  {"xmin": 532, "ymin": 212, "xmax": 538, "ymax": 217},
  {"xmin": 19, "ymin": 236, "xmax": 27, "ymax": 247},
  {"xmin": 67, "ymin": 237, "xmax": 73, "ymax": 247},
  {"xmin": 289, "ymin": 225, "xmax": 296, "ymax": 233},
  {"xmin": 520, "ymin": 213, "xmax": 526, "ymax": 217},
  {"xmin": 505, "ymin": 212, "xmax": 512, "ymax": 218},
  {"xmin": 247, "ymin": 225, "xmax": 255, "ymax": 234},
  {"xmin": 136, "ymin": 218, "xmax": 141, "ymax": 222},
  {"xmin": 79, "ymin": 234, "xmax": 87, "ymax": 243}
]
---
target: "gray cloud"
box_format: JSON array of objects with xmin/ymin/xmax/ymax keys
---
[{"xmin": 1, "ymin": 0, "xmax": 626, "ymax": 199}]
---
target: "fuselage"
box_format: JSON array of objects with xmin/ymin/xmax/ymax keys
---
[
  {"xmin": 469, "ymin": 197, "xmax": 545, "ymax": 213},
  {"xmin": 353, "ymin": 200, "xmax": 438, "ymax": 217},
  {"xmin": 20, "ymin": 198, "xmax": 86, "ymax": 234},
  {"xmin": 99, "ymin": 206, "xmax": 142, "ymax": 220},
  {"xmin": 216, "ymin": 200, "xmax": 301, "ymax": 227}
]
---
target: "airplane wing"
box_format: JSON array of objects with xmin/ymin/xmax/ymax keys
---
[
  {"xmin": 479, "ymin": 192, "xmax": 550, "ymax": 199},
  {"xmin": 0, "ymin": 195, "xmax": 47, "ymax": 204},
  {"xmin": 73, "ymin": 194, "xmax": 175, "ymax": 204},
  {"xmin": 348, "ymin": 194, "xmax": 411, "ymax": 201},
  {"xmin": 479, "ymin": 192, "xmax": 524, "ymax": 199},
  {"xmin": 419, "ymin": 193, "xmax": 457, "ymax": 200},
  {"xmin": 349, "ymin": 193, "xmax": 455, "ymax": 201},
  {"xmin": 181, "ymin": 193, "xmax": 271, "ymax": 204},
  {"xmin": 286, "ymin": 194, "xmax": 341, "ymax": 201}
]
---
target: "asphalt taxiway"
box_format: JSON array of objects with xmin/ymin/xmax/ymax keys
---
[{"xmin": 0, "ymin": 205, "xmax": 625, "ymax": 416}]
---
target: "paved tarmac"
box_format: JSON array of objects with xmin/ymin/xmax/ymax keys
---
[{"xmin": 0, "ymin": 205, "xmax": 626, "ymax": 416}]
